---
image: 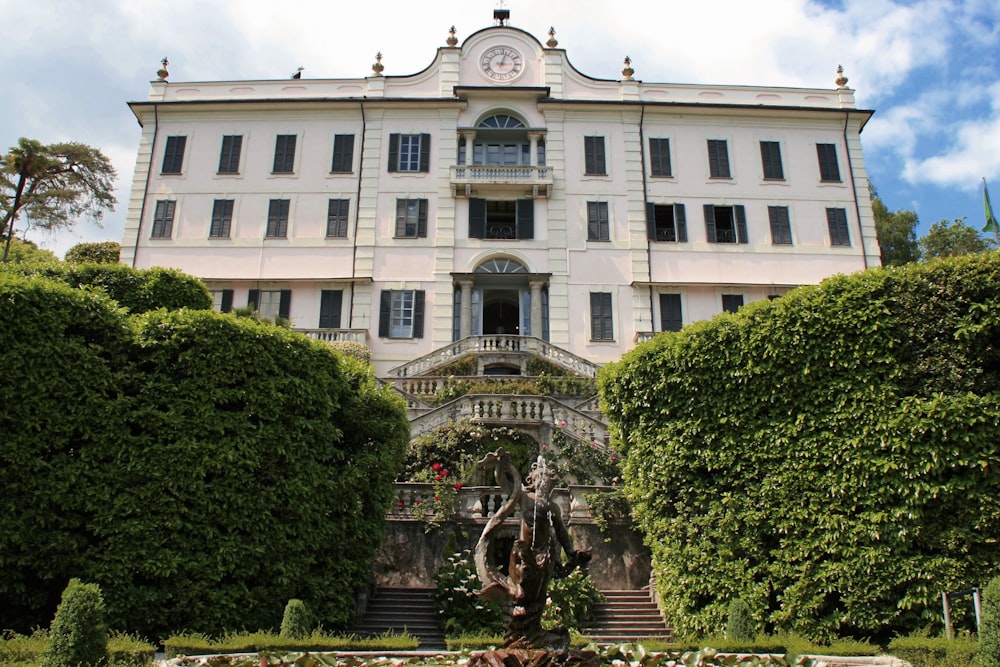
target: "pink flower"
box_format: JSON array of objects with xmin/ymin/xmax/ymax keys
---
[{"xmin": 590, "ymin": 442, "xmax": 597, "ymax": 448}]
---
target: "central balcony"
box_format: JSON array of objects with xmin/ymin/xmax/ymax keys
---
[{"xmin": 450, "ymin": 164, "xmax": 553, "ymax": 199}]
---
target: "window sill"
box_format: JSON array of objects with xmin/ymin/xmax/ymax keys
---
[{"xmin": 207, "ymin": 236, "xmax": 232, "ymax": 241}]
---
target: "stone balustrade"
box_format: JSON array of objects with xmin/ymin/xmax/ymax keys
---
[
  {"xmin": 388, "ymin": 483, "xmax": 617, "ymax": 523},
  {"xmin": 296, "ymin": 328, "xmax": 369, "ymax": 344},
  {"xmin": 387, "ymin": 335, "xmax": 599, "ymax": 378}
]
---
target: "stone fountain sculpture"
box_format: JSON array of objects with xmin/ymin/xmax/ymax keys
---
[{"xmin": 472, "ymin": 449, "xmax": 594, "ymax": 665}]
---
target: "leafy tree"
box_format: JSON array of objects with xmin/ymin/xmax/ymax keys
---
[
  {"xmin": 982, "ymin": 577, "xmax": 1000, "ymax": 667},
  {"xmin": 872, "ymin": 196, "xmax": 920, "ymax": 265},
  {"xmin": 1, "ymin": 138, "xmax": 117, "ymax": 262},
  {"xmin": 65, "ymin": 241, "xmax": 120, "ymax": 264},
  {"xmin": 2, "ymin": 237, "xmax": 58, "ymax": 264},
  {"xmin": 42, "ymin": 579, "xmax": 108, "ymax": 667},
  {"xmin": 600, "ymin": 253, "xmax": 1000, "ymax": 641},
  {"xmin": 919, "ymin": 217, "xmax": 992, "ymax": 259}
]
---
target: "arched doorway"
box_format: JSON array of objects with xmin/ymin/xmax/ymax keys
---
[{"xmin": 452, "ymin": 257, "xmax": 549, "ymax": 341}]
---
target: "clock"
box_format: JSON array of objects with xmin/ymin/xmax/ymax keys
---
[{"xmin": 481, "ymin": 46, "xmax": 524, "ymax": 82}]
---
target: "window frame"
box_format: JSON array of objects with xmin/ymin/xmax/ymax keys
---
[
  {"xmin": 161, "ymin": 136, "xmax": 186, "ymax": 175},
  {"xmin": 707, "ymin": 139, "xmax": 731, "ymax": 178},
  {"xmin": 660, "ymin": 293, "xmax": 683, "ymax": 332},
  {"xmin": 326, "ymin": 198, "xmax": 350, "ymax": 238},
  {"xmin": 330, "ymin": 134, "xmax": 355, "ymax": 173},
  {"xmin": 209, "ymin": 199, "xmax": 234, "ymax": 238},
  {"xmin": 722, "ymin": 294, "xmax": 744, "ymax": 313},
  {"xmin": 583, "ymin": 135, "xmax": 607, "ymax": 176},
  {"xmin": 272, "ymin": 134, "xmax": 297, "ymax": 174},
  {"xmin": 587, "ymin": 201, "xmax": 610, "ymax": 241},
  {"xmin": 767, "ymin": 205, "xmax": 793, "ymax": 245},
  {"xmin": 826, "ymin": 207, "xmax": 851, "ymax": 246},
  {"xmin": 703, "ymin": 204, "xmax": 749, "ymax": 244},
  {"xmin": 589, "ymin": 292, "xmax": 614, "ymax": 341},
  {"xmin": 378, "ymin": 289, "xmax": 425, "ymax": 339},
  {"xmin": 649, "ymin": 137, "xmax": 672, "ymax": 177},
  {"xmin": 388, "ymin": 133, "xmax": 431, "ymax": 173},
  {"xmin": 150, "ymin": 200, "xmax": 176, "ymax": 238},
  {"xmin": 318, "ymin": 289, "xmax": 343, "ymax": 329},
  {"xmin": 395, "ymin": 198, "xmax": 429, "ymax": 238},
  {"xmin": 817, "ymin": 143, "xmax": 842, "ymax": 182},
  {"xmin": 469, "ymin": 198, "xmax": 534, "ymax": 240},
  {"xmin": 647, "ymin": 203, "xmax": 688, "ymax": 242},
  {"xmin": 759, "ymin": 141, "xmax": 784, "ymax": 180},
  {"xmin": 248, "ymin": 289, "xmax": 291, "ymax": 321},
  {"xmin": 265, "ymin": 198, "xmax": 290, "ymax": 238},
  {"xmin": 217, "ymin": 135, "xmax": 243, "ymax": 174}
]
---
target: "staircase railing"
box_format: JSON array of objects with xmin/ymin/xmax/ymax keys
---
[{"xmin": 387, "ymin": 335, "xmax": 600, "ymax": 378}]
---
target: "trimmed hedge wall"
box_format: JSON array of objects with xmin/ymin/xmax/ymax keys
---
[
  {"xmin": 599, "ymin": 253, "xmax": 1000, "ymax": 641},
  {"xmin": 0, "ymin": 272, "xmax": 408, "ymax": 639}
]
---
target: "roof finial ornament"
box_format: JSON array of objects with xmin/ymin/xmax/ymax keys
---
[
  {"xmin": 372, "ymin": 52, "xmax": 384, "ymax": 76},
  {"xmin": 546, "ymin": 27, "xmax": 558, "ymax": 48},
  {"xmin": 622, "ymin": 56, "xmax": 634, "ymax": 80},
  {"xmin": 447, "ymin": 25, "xmax": 458, "ymax": 46},
  {"xmin": 835, "ymin": 64, "xmax": 849, "ymax": 88},
  {"xmin": 157, "ymin": 57, "xmax": 169, "ymax": 81},
  {"xmin": 493, "ymin": 0, "xmax": 510, "ymax": 26}
]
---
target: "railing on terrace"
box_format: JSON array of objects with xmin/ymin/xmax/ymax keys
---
[
  {"xmin": 450, "ymin": 165, "xmax": 554, "ymax": 198},
  {"xmin": 387, "ymin": 335, "xmax": 600, "ymax": 378},
  {"xmin": 389, "ymin": 483, "xmax": 618, "ymax": 523},
  {"xmin": 407, "ymin": 393, "xmax": 610, "ymax": 449},
  {"xmin": 296, "ymin": 328, "xmax": 369, "ymax": 344},
  {"xmin": 634, "ymin": 331, "xmax": 656, "ymax": 344},
  {"xmin": 394, "ymin": 375, "xmax": 596, "ymax": 401}
]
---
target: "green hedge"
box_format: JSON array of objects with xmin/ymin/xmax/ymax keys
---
[
  {"xmin": 161, "ymin": 630, "xmax": 418, "ymax": 657},
  {"xmin": 887, "ymin": 635, "xmax": 979, "ymax": 667},
  {"xmin": 0, "ymin": 273, "xmax": 408, "ymax": 639},
  {"xmin": 599, "ymin": 254, "xmax": 1000, "ymax": 641}
]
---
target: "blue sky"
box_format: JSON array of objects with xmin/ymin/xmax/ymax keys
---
[{"xmin": 2, "ymin": 0, "xmax": 997, "ymax": 257}]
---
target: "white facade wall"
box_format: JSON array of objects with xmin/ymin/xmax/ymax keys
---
[{"xmin": 122, "ymin": 24, "xmax": 878, "ymax": 376}]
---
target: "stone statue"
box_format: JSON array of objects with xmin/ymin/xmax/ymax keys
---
[{"xmin": 474, "ymin": 449, "xmax": 592, "ymax": 651}]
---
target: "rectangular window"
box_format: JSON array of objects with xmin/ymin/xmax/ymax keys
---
[
  {"xmin": 378, "ymin": 289, "xmax": 425, "ymax": 338},
  {"xmin": 722, "ymin": 294, "xmax": 744, "ymax": 313},
  {"xmin": 760, "ymin": 141, "xmax": 784, "ymax": 180},
  {"xmin": 326, "ymin": 199, "xmax": 350, "ymax": 238},
  {"xmin": 330, "ymin": 134, "xmax": 355, "ymax": 173},
  {"xmin": 209, "ymin": 199, "xmax": 234, "ymax": 238},
  {"xmin": 768, "ymin": 205, "xmax": 793, "ymax": 245},
  {"xmin": 584, "ymin": 135, "xmax": 607, "ymax": 175},
  {"xmin": 388, "ymin": 133, "xmax": 431, "ymax": 172},
  {"xmin": 660, "ymin": 293, "xmax": 683, "ymax": 332},
  {"xmin": 272, "ymin": 134, "xmax": 297, "ymax": 173},
  {"xmin": 704, "ymin": 204, "xmax": 748, "ymax": 244},
  {"xmin": 817, "ymin": 143, "xmax": 841, "ymax": 182},
  {"xmin": 707, "ymin": 139, "xmax": 731, "ymax": 178},
  {"xmin": 647, "ymin": 203, "xmax": 688, "ymax": 242},
  {"xmin": 318, "ymin": 289, "xmax": 343, "ymax": 328},
  {"xmin": 218, "ymin": 135, "xmax": 243, "ymax": 174},
  {"xmin": 395, "ymin": 198, "xmax": 428, "ymax": 238},
  {"xmin": 161, "ymin": 136, "xmax": 186, "ymax": 174},
  {"xmin": 826, "ymin": 207, "xmax": 851, "ymax": 246},
  {"xmin": 150, "ymin": 200, "xmax": 175, "ymax": 238},
  {"xmin": 248, "ymin": 289, "xmax": 291, "ymax": 321},
  {"xmin": 266, "ymin": 199, "xmax": 290, "ymax": 238},
  {"xmin": 587, "ymin": 201, "xmax": 610, "ymax": 241},
  {"xmin": 210, "ymin": 289, "xmax": 234, "ymax": 313},
  {"xmin": 589, "ymin": 292, "xmax": 614, "ymax": 341},
  {"xmin": 469, "ymin": 198, "xmax": 534, "ymax": 240},
  {"xmin": 649, "ymin": 138, "xmax": 672, "ymax": 177}
]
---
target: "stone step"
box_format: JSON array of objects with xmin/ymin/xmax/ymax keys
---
[
  {"xmin": 583, "ymin": 590, "xmax": 672, "ymax": 642},
  {"xmin": 351, "ymin": 587, "xmax": 445, "ymax": 649}
]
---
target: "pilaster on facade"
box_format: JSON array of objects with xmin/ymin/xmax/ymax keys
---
[{"xmin": 121, "ymin": 122, "xmax": 156, "ymax": 267}]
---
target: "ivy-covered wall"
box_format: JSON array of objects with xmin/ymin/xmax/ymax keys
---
[
  {"xmin": 599, "ymin": 253, "xmax": 1000, "ymax": 641},
  {"xmin": 0, "ymin": 272, "xmax": 408, "ymax": 639}
]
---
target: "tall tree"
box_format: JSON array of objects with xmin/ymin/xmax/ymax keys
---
[
  {"xmin": 1, "ymin": 138, "xmax": 117, "ymax": 262},
  {"xmin": 919, "ymin": 217, "xmax": 993, "ymax": 260},
  {"xmin": 872, "ymin": 196, "xmax": 920, "ymax": 266}
]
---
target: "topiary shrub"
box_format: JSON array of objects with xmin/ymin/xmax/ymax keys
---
[
  {"xmin": 981, "ymin": 577, "xmax": 1000, "ymax": 666},
  {"xmin": 727, "ymin": 599, "xmax": 755, "ymax": 642},
  {"xmin": 42, "ymin": 579, "xmax": 108, "ymax": 667},
  {"xmin": 280, "ymin": 599, "xmax": 312, "ymax": 639},
  {"xmin": 64, "ymin": 241, "xmax": 121, "ymax": 264},
  {"xmin": 326, "ymin": 340, "xmax": 371, "ymax": 363}
]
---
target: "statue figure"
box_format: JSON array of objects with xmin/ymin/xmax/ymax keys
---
[{"xmin": 475, "ymin": 449, "xmax": 592, "ymax": 650}]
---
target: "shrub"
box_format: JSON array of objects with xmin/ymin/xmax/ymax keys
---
[
  {"xmin": 727, "ymin": 599, "xmax": 755, "ymax": 642},
  {"xmin": 403, "ymin": 421, "xmax": 537, "ymax": 483},
  {"xmin": 543, "ymin": 569, "xmax": 604, "ymax": 630},
  {"xmin": 42, "ymin": 579, "xmax": 108, "ymax": 667},
  {"xmin": 433, "ymin": 550, "xmax": 504, "ymax": 637},
  {"xmin": 888, "ymin": 634, "xmax": 979, "ymax": 667},
  {"xmin": 326, "ymin": 340, "xmax": 371, "ymax": 363},
  {"xmin": 982, "ymin": 577, "xmax": 1000, "ymax": 666},
  {"xmin": 65, "ymin": 241, "xmax": 121, "ymax": 264},
  {"xmin": 280, "ymin": 599, "xmax": 312, "ymax": 639}
]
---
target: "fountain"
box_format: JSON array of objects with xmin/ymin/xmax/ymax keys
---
[{"xmin": 471, "ymin": 449, "xmax": 595, "ymax": 667}]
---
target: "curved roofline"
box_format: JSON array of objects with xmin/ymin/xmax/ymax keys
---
[{"xmin": 460, "ymin": 24, "xmax": 547, "ymax": 51}]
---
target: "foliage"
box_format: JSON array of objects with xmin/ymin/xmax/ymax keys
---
[
  {"xmin": 542, "ymin": 569, "xmax": 604, "ymax": 630},
  {"xmin": 0, "ymin": 629, "xmax": 154, "ymax": 667},
  {"xmin": 526, "ymin": 357, "xmax": 575, "ymax": 376},
  {"xmin": 65, "ymin": 241, "xmax": 121, "ymax": 264},
  {"xmin": 435, "ymin": 355, "xmax": 479, "ymax": 376},
  {"xmin": 2, "ymin": 237, "xmax": 59, "ymax": 264},
  {"xmin": 888, "ymin": 635, "xmax": 980, "ymax": 667},
  {"xmin": 919, "ymin": 217, "xmax": 993, "ymax": 259},
  {"xmin": 433, "ymin": 550, "xmax": 504, "ymax": 637},
  {"xmin": 599, "ymin": 253, "xmax": 1000, "ymax": 641},
  {"xmin": 2, "ymin": 138, "xmax": 117, "ymax": 262},
  {"xmin": 872, "ymin": 196, "xmax": 920, "ymax": 266},
  {"xmin": 403, "ymin": 421, "xmax": 537, "ymax": 483},
  {"xmin": 0, "ymin": 273, "xmax": 409, "ymax": 639},
  {"xmin": 545, "ymin": 429, "xmax": 621, "ymax": 486},
  {"xmin": 42, "ymin": 579, "xmax": 108, "ymax": 667},
  {"xmin": 583, "ymin": 487, "xmax": 634, "ymax": 540},
  {"xmin": 326, "ymin": 340, "xmax": 371, "ymax": 363},
  {"xmin": 281, "ymin": 599, "xmax": 312, "ymax": 640},
  {"xmin": 593, "ymin": 643, "xmax": 818, "ymax": 667},
  {"xmin": 162, "ymin": 629, "xmax": 418, "ymax": 658},
  {"xmin": 727, "ymin": 599, "xmax": 756, "ymax": 642},
  {"xmin": 981, "ymin": 577, "xmax": 1000, "ymax": 666}
]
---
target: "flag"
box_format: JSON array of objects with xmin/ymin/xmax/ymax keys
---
[{"xmin": 984, "ymin": 178, "xmax": 999, "ymax": 234}]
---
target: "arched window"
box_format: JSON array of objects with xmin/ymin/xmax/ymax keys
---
[
  {"xmin": 478, "ymin": 114, "xmax": 525, "ymax": 129},
  {"xmin": 475, "ymin": 257, "xmax": 528, "ymax": 274}
]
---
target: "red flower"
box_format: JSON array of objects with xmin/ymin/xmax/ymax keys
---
[
  {"xmin": 453, "ymin": 482, "xmax": 464, "ymax": 490},
  {"xmin": 442, "ymin": 469, "xmax": 450, "ymax": 477},
  {"xmin": 397, "ymin": 501, "xmax": 404, "ymax": 508},
  {"xmin": 414, "ymin": 499, "xmax": 422, "ymax": 505},
  {"xmin": 541, "ymin": 444, "xmax": 548, "ymax": 450},
  {"xmin": 432, "ymin": 463, "xmax": 442, "ymax": 471},
  {"xmin": 435, "ymin": 474, "xmax": 444, "ymax": 481},
  {"xmin": 434, "ymin": 496, "xmax": 440, "ymax": 501}
]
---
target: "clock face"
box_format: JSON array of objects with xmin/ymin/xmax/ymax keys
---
[{"xmin": 481, "ymin": 46, "xmax": 524, "ymax": 82}]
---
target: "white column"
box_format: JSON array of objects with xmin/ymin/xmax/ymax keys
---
[
  {"xmin": 460, "ymin": 279, "xmax": 474, "ymax": 338},
  {"xmin": 529, "ymin": 280, "xmax": 544, "ymax": 339}
]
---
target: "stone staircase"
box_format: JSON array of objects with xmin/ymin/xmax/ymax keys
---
[
  {"xmin": 584, "ymin": 590, "xmax": 672, "ymax": 643},
  {"xmin": 351, "ymin": 587, "xmax": 446, "ymax": 649}
]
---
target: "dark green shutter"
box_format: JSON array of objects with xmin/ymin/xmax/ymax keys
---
[
  {"xmin": 675, "ymin": 204, "xmax": 688, "ymax": 242},
  {"xmin": 319, "ymin": 290, "xmax": 343, "ymax": 328},
  {"xmin": 660, "ymin": 293, "xmax": 682, "ymax": 332},
  {"xmin": 247, "ymin": 289, "xmax": 260, "ymax": 309},
  {"xmin": 469, "ymin": 198, "xmax": 486, "ymax": 238},
  {"xmin": 417, "ymin": 199, "xmax": 428, "ymax": 237},
  {"xmin": 517, "ymin": 199, "xmax": 534, "ymax": 239},
  {"xmin": 704, "ymin": 204, "xmax": 717, "ymax": 243},
  {"xmin": 387, "ymin": 134, "xmax": 400, "ymax": 172},
  {"xmin": 331, "ymin": 134, "xmax": 354, "ymax": 172},
  {"xmin": 412, "ymin": 291, "xmax": 425, "ymax": 338},
  {"xmin": 419, "ymin": 133, "xmax": 431, "ymax": 172},
  {"xmin": 735, "ymin": 205, "xmax": 748, "ymax": 244},
  {"xmin": 220, "ymin": 289, "xmax": 233, "ymax": 313},
  {"xmin": 278, "ymin": 290, "xmax": 291, "ymax": 320},
  {"xmin": 646, "ymin": 202, "xmax": 655, "ymax": 240},
  {"xmin": 378, "ymin": 290, "xmax": 391, "ymax": 337}
]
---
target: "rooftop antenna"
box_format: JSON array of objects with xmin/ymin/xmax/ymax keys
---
[{"xmin": 494, "ymin": 0, "xmax": 509, "ymax": 26}]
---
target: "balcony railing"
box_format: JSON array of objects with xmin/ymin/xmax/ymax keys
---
[
  {"xmin": 387, "ymin": 335, "xmax": 599, "ymax": 378},
  {"xmin": 450, "ymin": 164, "xmax": 553, "ymax": 198},
  {"xmin": 389, "ymin": 483, "xmax": 618, "ymax": 523},
  {"xmin": 296, "ymin": 328, "xmax": 369, "ymax": 344}
]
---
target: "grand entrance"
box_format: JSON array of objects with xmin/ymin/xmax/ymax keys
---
[
  {"xmin": 482, "ymin": 288, "xmax": 520, "ymax": 335},
  {"xmin": 452, "ymin": 258, "xmax": 549, "ymax": 342}
]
